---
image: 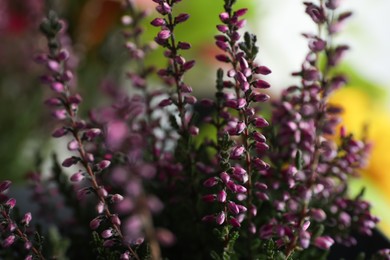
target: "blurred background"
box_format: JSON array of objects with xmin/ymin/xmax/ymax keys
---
[{"xmin": 1, "ymin": 0, "xmax": 389, "ymax": 236}]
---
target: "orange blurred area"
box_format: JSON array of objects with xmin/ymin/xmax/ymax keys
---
[{"xmin": 329, "ymin": 87, "xmax": 390, "ymax": 235}]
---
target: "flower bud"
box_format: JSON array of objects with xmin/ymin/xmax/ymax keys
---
[
  {"xmin": 90, "ymin": 217, "xmax": 102, "ymax": 230},
  {"xmin": 22, "ymin": 212, "xmax": 32, "ymax": 226},
  {"xmin": 216, "ymin": 211, "xmax": 226, "ymax": 225},
  {"xmin": 70, "ymin": 171, "xmax": 84, "ymax": 182},
  {"xmin": 0, "ymin": 180, "xmax": 12, "ymax": 193}
]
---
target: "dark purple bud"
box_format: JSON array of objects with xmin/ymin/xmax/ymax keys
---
[
  {"xmin": 159, "ymin": 98, "xmax": 173, "ymax": 107},
  {"xmin": 62, "ymin": 70, "xmax": 73, "ymax": 82},
  {"xmin": 252, "ymin": 93, "xmax": 270, "ymax": 102},
  {"xmin": 229, "ymin": 217, "xmax": 241, "ymax": 228},
  {"xmin": 85, "ymin": 128, "xmax": 102, "ymax": 139},
  {"xmin": 234, "ymin": 8, "xmax": 248, "ymax": 17},
  {"xmin": 86, "ymin": 153, "xmax": 94, "ymax": 163},
  {"xmin": 329, "ymin": 45, "xmax": 349, "ymax": 66},
  {"xmin": 326, "ymin": 0, "xmax": 341, "ymax": 9},
  {"xmin": 237, "ymin": 204, "xmax": 247, "ymax": 213},
  {"xmin": 216, "ymin": 54, "xmax": 230, "ymax": 63},
  {"xmin": 200, "ymin": 98, "xmax": 214, "ymax": 107},
  {"xmin": 52, "ymin": 109, "xmax": 67, "ymax": 120},
  {"xmin": 202, "ymin": 194, "xmax": 216, "ymax": 203},
  {"xmin": 217, "ymin": 190, "xmax": 227, "ymax": 203},
  {"xmin": 239, "ymin": 57, "xmax": 249, "ymax": 71},
  {"xmin": 231, "ymin": 145, "xmax": 245, "ymax": 158},
  {"xmin": 252, "ymin": 117, "xmax": 269, "ymax": 128},
  {"xmin": 0, "ymin": 180, "xmax": 12, "ymax": 193},
  {"xmin": 235, "ymin": 184, "xmax": 247, "ymax": 193},
  {"xmin": 90, "ymin": 217, "xmax": 102, "ymax": 230},
  {"xmin": 305, "ymin": 3, "xmax": 326, "ymax": 24},
  {"xmin": 97, "ymin": 187, "xmax": 108, "ymax": 198},
  {"xmin": 339, "ymin": 212, "xmax": 351, "ymax": 226},
  {"xmin": 232, "ymin": 166, "xmax": 246, "ymax": 176},
  {"xmin": 235, "ymin": 19, "xmax": 246, "ymax": 29},
  {"xmin": 256, "ymin": 191, "xmax": 269, "ymax": 201},
  {"xmin": 70, "ymin": 171, "xmax": 84, "ymax": 182},
  {"xmin": 255, "ymin": 66, "xmax": 272, "ymax": 75},
  {"xmin": 255, "ymin": 142, "xmax": 269, "ymax": 152},
  {"xmin": 254, "ymin": 79, "xmax": 270, "ymax": 89},
  {"xmin": 203, "ymin": 177, "xmax": 219, "ymax": 188},
  {"xmin": 69, "ymin": 94, "xmax": 83, "ymax": 104},
  {"xmin": 219, "ymin": 12, "xmax": 230, "ymax": 23},
  {"xmin": 309, "ymin": 38, "xmax": 327, "ymax": 52},
  {"xmin": 189, "ymin": 126, "xmax": 199, "ymax": 136},
  {"xmin": 151, "ymin": 18, "xmax": 166, "ymax": 27},
  {"xmin": 182, "ymin": 60, "xmax": 196, "ymax": 71},
  {"xmin": 300, "ymin": 230, "xmax": 311, "ymax": 249},
  {"xmin": 47, "ymin": 60, "xmax": 60, "ymax": 72},
  {"xmin": 24, "ymin": 241, "xmax": 32, "ymax": 250},
  {"xmin": 216, "ymin": 40, "xmax": 229, "ymax": 50},
  {"xmin": 177, "ymin": 41, "xmax": 191, "ymax": 50},
  {"xmin": 2, "ymin": 235, "xmax": 15, "ymax": 248},
  {"xmin": 252, "ymin": 158, "xmax": 270, "ymax": 170},
  {"xmin": 235, "ymin": 71, "xmax": 247, "ymax": 85},
  {"xmin": 202, "ymin": 215, "xmax": 215, "ymax": 222},
  {"xmin": 156, "ymin": 3, "xmax": 171, "ymax": 15},
  {"xmin": 237, "ymin": 98, "xmax": 246, "ymax": 109},
  {"xmin": 111, "ymin": 215, "xmax": 121, "ymax": 226},
  {"xmin": 67, "ymin": 140, "xmax": 79, "ymax": 151},
  {"xmin": 6, "ymin": 198, "xmax": 16, "ymax": 208},
  {"xmin": 158, "ymin": 29, "xmax": 171, "ymax": 40},
  {"xmin": 97, "ymin": 160, "xmax": 111, "ymax": 170},
  {"xmin": 228, "ymin": 201, "xmax": 240, "ymax": 215},
  {"xmin": 57, "ymin": 49, "xmax": 70, "ymax": 61},
  {"xmin": 175, "ymin": 13, "xmax": 190, "ymax": 24},
  {"xmin": 215, "ymin": 35, "xmax": 228, "ymax": 42},
  {"xmin": 216, "ymin": 24, "xmax": 229, "ymax": 33},
  {"xmin": 101, "ymin": 229, "xmax": 113, "ymax": 239},
  {"xmin": 77, "ymin": 187, "xmax": 91, "ymax": 200},
  {"xmin": 303, "ymin": 68, "xmax": 320, "ymax": 81},
  {"xmin": 220, "ymin": 172, "xmax": 230, "ymax": 183},
  {"xmin": 216, "ymin": 211, "xmax": 226, "ymax": 225},
  {"xmin": 111, "ymin": 194, "xmax": 124, "ymax": 203},
  {"xmin": 21, "ymin": 212, "xmax": 32, "ymax": 226},
  {"xmin": 51, "ymin": 82, "xmax": 64, "ymax": 93},
  {"xmin": 338, "ymin": 11, "xmax": 353, "ymax": 23},
  {"xmin": 184, "ymin": 95, "xmax": 197, "ymax": 105},
  {"xmin": 236, "ymin": 121, "xmax": 246, "ymax": 134},
  {"xmin": 44, "ymin": 97, "xmax": 62, "ymax": 106},
  {"xmin": 314, "ymin": 236, "xmax": 334, "ymax": 250},
  {"xmin": 311, "ymin": 208, "xmax": 327, "ymax": 222},
  {"xmin": 62, "ymin": 156, "xmax": 80, "ymax": 167},
  {"xmin": 103, "ymin": 239, "xmax": 115, "ymax": 247}
]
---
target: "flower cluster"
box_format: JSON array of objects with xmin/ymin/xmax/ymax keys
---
[
  {"xmin": 1, "ymin": 180, "xmax": 43, "ymax": 260},
  {"xmin": 0, "ymin": 0, "xmax": 389, "ymax": 259}
]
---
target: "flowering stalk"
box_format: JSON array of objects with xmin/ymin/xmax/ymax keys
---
[
  {"xmin": 38, "ymin": 11, "xmax": 139, "ymax": 260},
  {"xmin": 266, "ymin": 0, "xmax": 375, "ymax": 257},
  {"xmin": 201, "ymin": 0, "xmax": 272, "ymax": 257},
  {"xmin": 152, "ymin": 0, "xmax": 197, "ymax": 135},
  {"xmin": 0, "ymin": 181, "xmax": 45, "ymax": 260}
]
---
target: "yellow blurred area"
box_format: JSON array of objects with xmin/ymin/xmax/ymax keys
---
[{"xmin": 329, "ymin": 87, "xmax": 390, "ymax": 236}]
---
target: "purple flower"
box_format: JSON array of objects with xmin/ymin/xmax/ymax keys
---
[
  {"xmin": 157, "ymin": 29, "xmax": 171, "ymax": 41},
  {"xmin": 175, "ymin": 13, "xmax": 190, "ymax": 23},
  {"xmin": 151, "ymin": 18, "xmax": 166, "ymax": 27},
  {"xmin": 70, "ymin": 171, "xmax": 84, "ymax": 182},
  {"xmin": 314, "ymin": 236, "xmax": 334, "ymax": 250},
  {"xmin": 21, "ymin": 212, "xmax": 32, "ymax": 226},
  {"xmin": 0, "ymin": 180, "xmax": 12, "ymax": 193},
  {"xmin": 216, "ymin": 211, "xmax": 226, "ymax": 225},
  {"xmin": 2, "ymin": 235, "xmax": 15, "ymax": 248},
  {"xmin": 62, "ymin": 156, "xmax": 80, "ymax": 167}
]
